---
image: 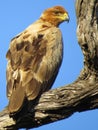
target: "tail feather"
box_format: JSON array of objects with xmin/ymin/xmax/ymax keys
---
[{"xmin": 8, "ymin": 84, "xmax": 25, "ymax": 114}]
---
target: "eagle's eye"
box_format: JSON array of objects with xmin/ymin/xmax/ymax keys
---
[{"xmin": 53, "ymin": 10, "xmax": 61, "ymax": 15}]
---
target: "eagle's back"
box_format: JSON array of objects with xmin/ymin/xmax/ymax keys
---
[{"xmin": 6, "ymin": 20, "xmax": 63, "ymax": 115}]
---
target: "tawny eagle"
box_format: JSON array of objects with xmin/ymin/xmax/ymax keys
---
[{"xmin": 6, "ymin": 5, "xmax": 69, "ymax": 116}]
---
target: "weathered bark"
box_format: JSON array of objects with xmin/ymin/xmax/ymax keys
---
[{"xmin": 0, "ymin": 0, "xmax": 98, "ymax": 129}]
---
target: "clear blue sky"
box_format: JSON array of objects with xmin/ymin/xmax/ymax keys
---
[{"xmin": 0, "ymin": 0, "xmax": 98, "ymax": 130}]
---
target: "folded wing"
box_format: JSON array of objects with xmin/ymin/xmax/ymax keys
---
[{"xmin": 6, "ymin": 23, "xmax": 63, "ymax": 114}]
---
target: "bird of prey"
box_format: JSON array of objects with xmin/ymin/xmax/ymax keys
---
[{"xmin": 6, "ymin": 5, "xmax": 69, "ymax": 117}]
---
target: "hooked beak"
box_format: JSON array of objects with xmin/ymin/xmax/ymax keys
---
[{"xmin": 63, "ymin": 13, "xmax": 70, "ymax": 23}]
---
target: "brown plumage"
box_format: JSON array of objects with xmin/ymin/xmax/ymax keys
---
[{"xmin": 6, "ymin": 6, "xmax": 69, "ymax": 117}]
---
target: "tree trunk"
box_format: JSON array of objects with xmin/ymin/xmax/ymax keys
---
[{"xmin": 0, "ymin": 0, "xmax": 98, "ymax": 129}]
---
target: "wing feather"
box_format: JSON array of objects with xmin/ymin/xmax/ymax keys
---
[{"xmin": 6, "ymin": 23, "xmax": 63, "ymax": 114}]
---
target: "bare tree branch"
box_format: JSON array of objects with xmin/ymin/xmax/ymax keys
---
[{"xmin": 0, "ymin": 0, "xmax": 98, "ymax": 129}]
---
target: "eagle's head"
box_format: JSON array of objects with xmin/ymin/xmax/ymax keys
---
[{"xmin": 40, "ymin": 6, "xmax": 69, "ymax": 26}]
